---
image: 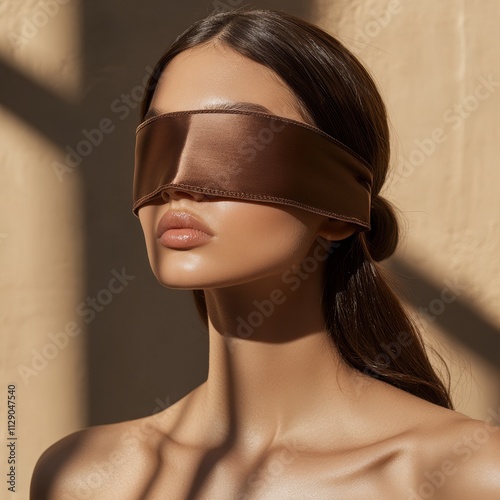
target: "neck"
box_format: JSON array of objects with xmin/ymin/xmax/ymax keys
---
[{"xmin": 181, "ymin": 244, "xmax": 371, "ymax": 454}]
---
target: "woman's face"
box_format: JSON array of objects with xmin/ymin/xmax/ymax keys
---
[{"xmin": 138, "ymin": 42, "xmax": 354, "ymax": 289}]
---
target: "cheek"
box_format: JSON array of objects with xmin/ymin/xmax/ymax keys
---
[
  {"xmin": 211, "ymin": 203, "xmax": 319, "ymax": 272},
  {"xmin": 136, "ymin": 201, "xmax": 323, "ymax": 288}
]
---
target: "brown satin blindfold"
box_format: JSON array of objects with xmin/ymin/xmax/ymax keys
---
[{"xmin": 132, "ymin": 109, "xmax": 374, "ymax": 231}]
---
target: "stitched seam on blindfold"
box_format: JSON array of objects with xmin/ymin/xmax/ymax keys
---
[
  {"xmin": 132, "ymin": 184, "xmax": 371, "ymax": 229},
  {"xmin": 136, "ymin": 109, "xmax": 373, "ymax": 174}
]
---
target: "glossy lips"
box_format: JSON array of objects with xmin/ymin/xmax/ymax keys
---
[{"xmin": 156, "ymin": 211, "xmax": 214, "ymax": 249}]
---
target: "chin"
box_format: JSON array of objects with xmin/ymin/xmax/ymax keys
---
[
  {"xmin": 151, "ymin": 265, "xmax": 204, "ymax": 290},
  {"xmin": 151, "ymin": 261, "xmax": 283, "ymax": 291},
  {"xmin": 151, "ymin": 263, "xmax": 228, "ymax": 290}
]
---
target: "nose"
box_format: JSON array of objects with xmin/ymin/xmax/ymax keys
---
[{"xmin": 161, "ymin": 187, "xmax": 207, "ymax": 203}]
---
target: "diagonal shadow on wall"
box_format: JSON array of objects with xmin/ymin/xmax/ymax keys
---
[
  {"xmin": 1, "ymin": 0, "xmax": 498, "ymax": 432},
  {"xmin": 78, "ymin": 0, "xmax": 325, "ymax": 427},
  {"xmin": 4, "ymin": 1, "xmax": 500, "ymax": 497},
  {"xmin": 0, "ymin": 57, "xmax": 91, "ymax": 148},
  {"xmin": 386, "ymin": 258, "xmax": 500, "ymax": 369}
]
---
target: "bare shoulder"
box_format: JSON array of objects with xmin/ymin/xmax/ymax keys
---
[
  {"xmin": 30, "ymin": 397, "xmax": 188, "ymax": 500},
  {"xmin": 431, "ymin": 415, "xmax": 500, "ymax": 499},
  {"xmin": 407, "ymin": 402, "xmax": 500, "ymax": 500},
  {"xmin": 360, "ymin": 378, "xmax": 500, "ymax": 498},
  {"xmin": 30, "ymin": 420, "xmax": 149, "ymax": 499}
]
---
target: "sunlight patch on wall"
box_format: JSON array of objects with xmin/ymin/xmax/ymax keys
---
[{"xmin": 0, "ymin": 0, "xmax": 82, "ymax": 100}]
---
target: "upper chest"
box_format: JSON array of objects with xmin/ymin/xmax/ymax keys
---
[{"xmin": 140, "ymin": 438, "xmax": 420, "ymax": 500}]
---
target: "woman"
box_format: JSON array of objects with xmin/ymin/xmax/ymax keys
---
[{"xmin": 31, "ymin": 7, "xmax": 500, "ymax": 499}]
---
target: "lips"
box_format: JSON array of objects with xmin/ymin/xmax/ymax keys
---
[
  {"xmin": 156, "ymin": 210, "xmax": 214, "ymax": 250},
  {"xmin": 156, "ymin": 210, "xmax": 214, "ymax": 240}
]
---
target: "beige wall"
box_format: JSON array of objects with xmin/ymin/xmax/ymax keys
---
[
  {"xmin": 0, "ymin": 1, "xmax": 311, "ymax": 496},
  {"xmin": 0, "ymin": 0, "xmax": 87, "ymax": 497},
  {"xmin": 313, "ymin": 0, "xmax": 500, "ymax": 418},
  {"xmin": 0, "ymin": 0, "xmax": 499, "ymax": 496}
]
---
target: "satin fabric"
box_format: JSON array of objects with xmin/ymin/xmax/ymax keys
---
[{"xmin": 132, "ymin": 109, "xmax": 374, "ymax": 231}]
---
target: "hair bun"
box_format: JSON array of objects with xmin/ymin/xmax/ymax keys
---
[{"xmin": 364, "ymin": 195, "xmax": 399, "ymax": 262}]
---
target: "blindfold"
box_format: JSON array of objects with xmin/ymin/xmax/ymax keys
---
[{"xmin": 132, "ymin": 109, "xmax": 374, "ymax": 231}]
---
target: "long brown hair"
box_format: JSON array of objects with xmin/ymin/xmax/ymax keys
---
[{"xmin": 139, "ymin": 8, "xmax": 453, "ymax": 409}]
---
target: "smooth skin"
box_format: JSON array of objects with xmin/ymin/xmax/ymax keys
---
[{"xmin": 31, "ymin": 41, "xmax": 500, "ymax": 499}]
